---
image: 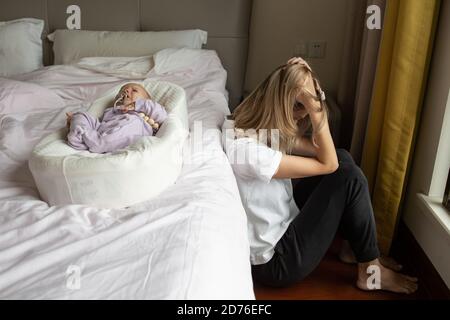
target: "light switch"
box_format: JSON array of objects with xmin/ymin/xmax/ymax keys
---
[{"xmin": 294, "ymin": 42, "xmax": 308, "ymax": 58}]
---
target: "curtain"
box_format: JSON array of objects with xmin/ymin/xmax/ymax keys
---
[
  {"xmin": 336, "ymin": 0, "xmax": 367, "ymax": 150},
  {"xmin": 350, "ymin": 0, "xmax": 386, "ymax": 165},
  {"xmin": 360, "ymin": 0, "xmax": 441, "ymax": 254}
]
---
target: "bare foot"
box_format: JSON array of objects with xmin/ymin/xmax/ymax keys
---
[
  {"xmin": 66, "ymin": 112, "xmax": 73, "ymax": 129},
  {"xmin": 339, "ymin": 240, "xmax": 403, "ymax": 271},
  {"xmin": 378, "ymin": 256, "xmax": 403, "ymax": 272},
  {"xmin": 357, "ymin": 260, "xmax": 418, "ymax": 294}
]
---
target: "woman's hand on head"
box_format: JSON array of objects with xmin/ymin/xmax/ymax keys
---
[
  {"xmin": 287, "ymin": 57, "xmax": 313, "ymax": 74},
  {"xmin": 287, "ymin": 57, "xmax": 308, "ymax": 66},
  {"xmin": 297, "ymin": 75, "xmax": 321, "ymax": 113},
  {"xmin": 287, "ymin": 57, "xmax": 320, "ymax": 112}
]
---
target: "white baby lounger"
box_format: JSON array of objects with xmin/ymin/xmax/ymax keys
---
[{"xmin": 28, "ymin": 80, "xmax": 189, "ymax": 208}]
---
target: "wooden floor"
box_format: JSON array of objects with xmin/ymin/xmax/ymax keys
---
[{"xmin": 253, "ymin": 238, "xmax": 428, "ymax": 300}]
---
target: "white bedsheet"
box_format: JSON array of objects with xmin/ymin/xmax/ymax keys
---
[{"xmin": 0, "ymin": 49, "xmax": 254, "ymax": 299}]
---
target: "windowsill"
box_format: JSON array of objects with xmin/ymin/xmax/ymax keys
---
[
  {"xmin": 407, "ymin": 193, "xmax": 450, "ymax": 289},
  {"xmin": 416, "ymin": 193, "xmax": 450, "ymax": 236}
]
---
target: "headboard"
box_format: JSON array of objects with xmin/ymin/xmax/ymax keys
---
[{"xmin": 1, "ymin": 0, "xmax": 252, "ymax": 108}]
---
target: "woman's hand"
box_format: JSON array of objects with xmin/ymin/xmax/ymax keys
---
[
  {"xmin": 287, "ymin": 57, "xmax": 310, "ymax": 68},
  {"xmin": 296, "ymin": 74, "xmax": 321, "ymax": 113},
  {"xmin": 287, "ymin": 57, "xmax": 320, "ymax": 113}
]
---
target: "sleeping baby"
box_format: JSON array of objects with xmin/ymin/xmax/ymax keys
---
[{"xmin": 66, "ymin": 83, "xmax": 168, "ymax": 153}]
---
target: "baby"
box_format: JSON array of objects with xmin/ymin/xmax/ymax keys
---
[{"xmin": 66, "ymin": 83, "xmax": 168, "ymax": 153}]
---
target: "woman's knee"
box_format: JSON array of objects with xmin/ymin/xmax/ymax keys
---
[
  {"xmin": 334, "ymin": 161, "xmax": 368, "ymax": 186},
  {"xmin": 336, "ymin": 148, "xmax": 355, "ymax": 165}
]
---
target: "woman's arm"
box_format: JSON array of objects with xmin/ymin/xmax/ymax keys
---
[
  {"xmin": 274, "ymin": 74, "xmax": 338, "ymax": 179},
  {"xmin": 292, "ymin": 135, "xmax": 317, "ymax": 157},
  {"xmin": 274, "ymin": 114, "xmax": 338, "ymax": 179},
  {"xmin": 274, "ymin": 154, "xmax": 336, "ymax": 179}
]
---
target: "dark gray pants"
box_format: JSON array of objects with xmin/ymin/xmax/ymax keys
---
[{"xmin": 252, "ymin": 149, "xmax": 380, "ymax": 287}]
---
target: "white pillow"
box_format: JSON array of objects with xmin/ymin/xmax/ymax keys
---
[
  {"xmin": 153, "ymin": 48, "xmax": 213, "ymax": 75},
  {"xmin": 0, "ymin": 18, "xmax": 44, "ymax": 77},
  {"xmin": 0, "ymin": 78, "xmax": 64, "ymax": 114},
  {"xmin": 75, "ymin": 55, "xmax": 154, "ymax": 79},
  {"xmin": 48, "ymin": 29, "xmax": 207, "ymax": 65}
]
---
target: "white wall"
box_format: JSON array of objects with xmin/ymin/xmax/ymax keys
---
[
  {"xmin": 402, "ymin": 0, "xmax": 450, "ymax": 288},
  {"xmin": 244, "ymin": 0, "xmax": 351, "ymax": 98}
]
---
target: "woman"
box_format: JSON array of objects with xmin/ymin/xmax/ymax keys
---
[{"xmin": 223, "ymin": 57, "xmax": 418, "ymax": 294}]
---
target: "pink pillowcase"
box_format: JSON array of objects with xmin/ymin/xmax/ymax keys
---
[{"xmin": 0, "ymin": 78, "xmax": 64, "ymax": 114}]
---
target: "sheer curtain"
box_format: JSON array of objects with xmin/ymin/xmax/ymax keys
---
[
  {"xmin": 350, "ymin": 0, "xmax": 386, "ymax": 164},
  {"xmin": 336, "ymin": 0, "xmax": 386, "ymax": 159}
]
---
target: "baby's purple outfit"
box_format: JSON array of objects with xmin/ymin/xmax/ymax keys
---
[{"xmin": 67, "ymin": 98, "xmax": 168, "ymax": 153}]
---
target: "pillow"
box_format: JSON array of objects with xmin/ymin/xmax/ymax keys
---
[
  {"xmin": 153, "ymin": 48, "xmax": 215, "ymax": 75},
  {"xmin": 0, "ymin": 78, "xmax": 64, "ymax": 114},
  {"xmin": 75, "ymin": 55, "xmax": 154, "ymax": 79},
  {"xmin": 0, "ymin": 18, "xmax": 44, "ymax": 77},
  {"xmin": 48, "ymin": 29, "xmax": 208, "ymax": 65}
]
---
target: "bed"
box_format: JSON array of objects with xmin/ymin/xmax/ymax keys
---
[{"xmin": 0, "ymin": 0, "xmax": 255, "ymax": 299}]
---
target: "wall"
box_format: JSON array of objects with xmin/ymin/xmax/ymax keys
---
[
  {"xmin": 0, "ymin": 0, "xmax": 252, "ymax": 109},
  {"xmin": 244, "ymin": 0, "xmax": 351, "ymax": 98}
]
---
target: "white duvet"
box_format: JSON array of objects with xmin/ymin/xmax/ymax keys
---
[{"xmin": 0, "ymin": 49, "xmax": 254, "ymax": 299}]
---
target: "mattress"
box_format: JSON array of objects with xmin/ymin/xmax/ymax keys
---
[
  {"xmin": 0, "ymin": 49, "xmax": 254, "ymax": 299},
  {"xmin": 28, "ymin": 80, "xmax": 189, "ymax": 209}
]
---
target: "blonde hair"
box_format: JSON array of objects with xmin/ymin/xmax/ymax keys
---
[{"xmin": 231, "ymin": 63, "xmax": 328, "ymax": 153}]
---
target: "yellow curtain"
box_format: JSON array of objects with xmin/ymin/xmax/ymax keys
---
[{"xmin": 361, "ymin": 0, "xmax": 441, "ymax": 254}]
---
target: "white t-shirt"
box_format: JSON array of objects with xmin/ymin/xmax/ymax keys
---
[{"xmin": 222, "ymin": 119, "xmax": 300, "ymax": 265}]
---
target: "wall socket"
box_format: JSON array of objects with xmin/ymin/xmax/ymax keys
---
[
  {"xmin": 308, "ymin": 41, "xmax": 327, "ymax": 59},
  {"xmin": 293, "ymin": 41, "xmax": 327, "ymax": 59}
]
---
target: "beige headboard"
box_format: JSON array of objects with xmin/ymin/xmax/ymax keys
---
[{"xmin": 1, "ymin": 0, "xmax": 252, "ymax": 108}]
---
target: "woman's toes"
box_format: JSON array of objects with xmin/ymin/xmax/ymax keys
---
[
  {"xmin": 405, "ymin": 281, "xmax": 418, "ymax": 294},
  {"xmin": 387, "ymin": 272, "xmax": 418, "ymax": 294},
  {"xmin": 403, "ymin": 274, "xmax": 418, "ymax": 282}
]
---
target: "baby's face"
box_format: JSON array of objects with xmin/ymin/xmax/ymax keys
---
[{"xmin": 119, "ymin": 84, "xmax": 150, "ymax": 105}]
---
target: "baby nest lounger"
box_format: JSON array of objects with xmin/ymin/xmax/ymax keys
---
[{"xmin": 28, "ymin": 80, "xmax": 189, "ymax": 209}]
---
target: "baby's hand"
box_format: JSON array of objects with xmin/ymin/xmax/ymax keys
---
[{"xmin": 66, "ymin": 112, "xmax": 73, "ymax": 129}]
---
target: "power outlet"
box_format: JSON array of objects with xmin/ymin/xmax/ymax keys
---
[{"xmin": 309, "ymin": 41, "xmax": 327, "ymax": 59}]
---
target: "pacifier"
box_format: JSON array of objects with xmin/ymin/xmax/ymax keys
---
[{"xmin": 114, "ymin": 93, "xmax": 127, "ymax": 110}]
